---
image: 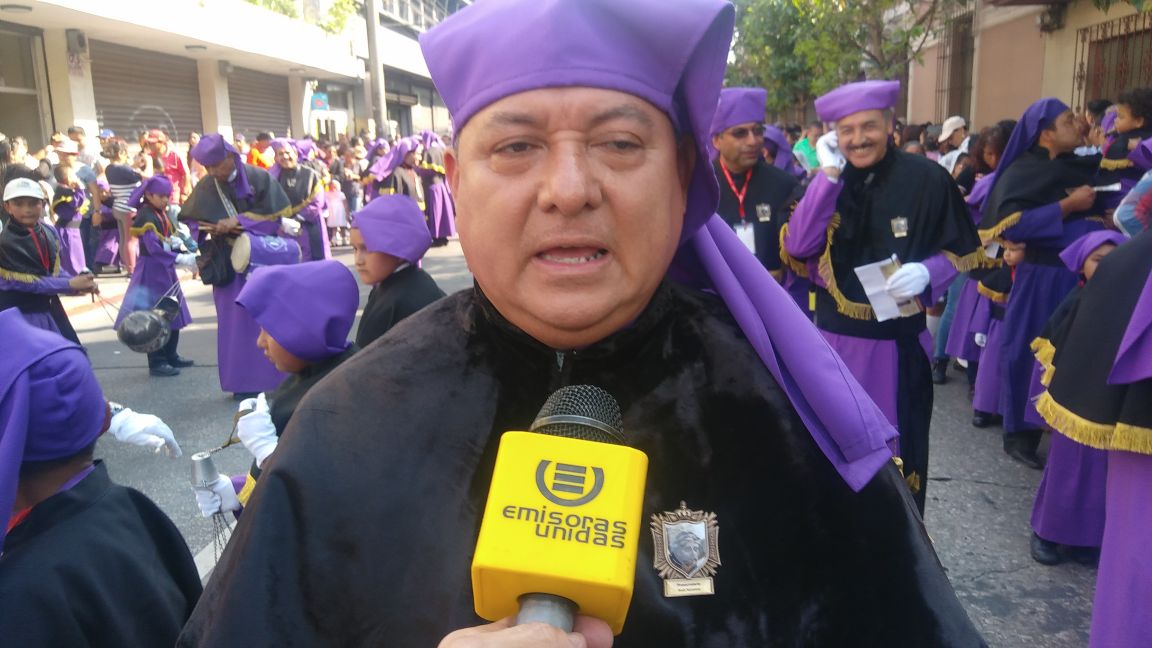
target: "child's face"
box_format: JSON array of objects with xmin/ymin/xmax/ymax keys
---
[
  {"xmin": 350, "ymin": 228, "xmax": 402, "ymax": 285},
  {"xmin": 145, "ymin": 192, "xmax": 170, "ymax": 210},
  {"xmin": 4, "ymin": 197, "xmax": 45, "ymax": 228},
  {"xmin": 1114, "ymin": 104, "xmax": 1145, "ymax": 134},
  {"xmin": 1082, "ymin": 243, "xmax": 1117, "ymax": 281},
  {"xmin": 1003, "ymin": 242, "xmax": 1026, "ymax": 267},
  {"xmin": 256, "ymin": 328, "xmax": 311, "ymax": 374}
]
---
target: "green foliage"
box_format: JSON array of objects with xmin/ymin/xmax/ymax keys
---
[
  {"xmin": 1092, "ymin": 0, "xmax": 1148, "ymax": 11},
  {"xmin": 245, "ymin": 0, "xmax": 299, "ymax": 19},
  {"xmin": 318, "ymin": 0, "xmax": 360, "ymax": 35},
  {"xmin": 727, "ymin": 0, "xmax": 828, "ymax": 118}
]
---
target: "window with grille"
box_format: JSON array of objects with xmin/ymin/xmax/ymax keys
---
[
  {"xmin": 935, "ymin": 8, "xmax": 975, "ymax": 122},
  {"xmin": 1073, "ymin": 12, "xmax": 1152, "ymax": 112}
]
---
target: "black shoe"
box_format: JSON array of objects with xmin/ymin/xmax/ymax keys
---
[
  {"xmin": 149, "ymin": 363, "xmax": 181, "ymax": 377},
  {"xmin": 168, "ymin": 355, "xmax": 195, "ymax": 368},
  {"xmin": 1005, "ymin": 445, "xmax": 1045, "ymax": 470},
  {"xmin": 232, "ymin": 391, "xmax": 260, "ymax": 401},
  {"xmin": 931, "ymin": 359, "xmax": 949, "ymax": 385},
  {"xmin": 1066, "ymin": 546, "xmax": 1101, "ymax": 567},
  {"xmin": 972, "ymin": 411, "xmax": 997, "ymax": 428},
  {"xmin": 1030, "ymin": 533, "xmax": 1063, "ymax": 565}
]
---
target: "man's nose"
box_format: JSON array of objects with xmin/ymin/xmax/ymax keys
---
[{"xmin": 539, "ymin": 146, "xmax": 602, "ymax": 217}]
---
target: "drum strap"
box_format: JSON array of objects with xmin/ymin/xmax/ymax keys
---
[{"xmin": 214, "ymin": 178, "xmax": 240, "ymax": 222}]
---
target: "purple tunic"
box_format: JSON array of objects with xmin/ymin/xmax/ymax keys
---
[
  {"xmin": 971, "ymin": 297, "xmax": 1004, "ymax": 415},
  {"xmin": 425, "ymin": 182, "xmax": 456, "ymax": 239},
  {"xmin": 943, "ymin": 278, "xmax": 983, "ymax": 362},
  {"xmin": 1089, "ymin": 450, "xmax": 1152, "ymax": 647},
  {"xmin": 0, "ymin": 276, "xmax": 74, "ymax": 336},
  {"xmin": 213, "ymin": 276, "xmax": 286, "ymax": 393},
  {"xmin": 53, "ymin": 189, "xmax": 88, "ymax": 277},
  {"xmin": 1030, "ymin": 432, "xmax": 1108, "ymax": 546},
  {"xmin": 114, "ymin": 224, "xmax": 190, "ymax": 331}
]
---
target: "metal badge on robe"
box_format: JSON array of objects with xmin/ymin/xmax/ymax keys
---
[
  {"xmin": 755, "ymin": 203, "xmax": 772, "ymax": 223},
  {"xmin": 890, "ymin": 216, "xmax": 909, "ymax": 238},
  {"xmin": 650, "ymin": 501, "xmax": 720, "ymax": 597}
]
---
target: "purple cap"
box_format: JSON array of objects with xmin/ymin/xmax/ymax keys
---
[
  {"xmin": 269, "ymin": 137, "xmax": 295, "ymax": 153},
  {"xmin": 352, "ymin": 195, "xmax": 433, "ymax": 264},
  {"xmin": 1059, "ymin": 230, "xmax": 1126, "ymax": 274},
  {"xmin": 191, "ymin": 133, "xmax": 252, "ymax": 199},
  {"xmin": 0, "ymin": 309, "xmax": 106, "ymax": 552},
  {"xmin": 815, "ymin": 80, "xmax": 901, "ymax": 123},
  {"xmin": 236, "ymin": 260, "xmax": 359, "ymax": 363},
  {"xmin": 419, "ymin": 0, "xmax": 896, "ymax": 491},
  {"xmin": 763, "ymin": 125, "xmax": 801, "ymax": 175},
  {"xmin": 126, "ymin": 175, "xmax": 173, "ymax": 211},
  {"xmin": 710, "ymin": 87, "xmax": 767, "ymax": 136}
]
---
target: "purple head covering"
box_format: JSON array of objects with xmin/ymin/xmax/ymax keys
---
[
  {"xmin": 126, "ymin": 175, "xmax": 174, "ymax": 211},
  {"xmin": 980, "ymin": 98, "xmax": 1069, "ymax": 214},
  {"xmin": 369, "ymin": 136, "xmax": 420, "ymax": 182},
  {"xmin": 764, "ymin": 125, "xmax": 803, "ymax": 177},
  {"xmin": 352, "ymin": 195, "xmax": 433, "ymax": 264},
  {"xmin": 709, "ymin": 87, "xmax": 767, "ymax": 136},
  {"xmin": 268, "ymin": 138, "xmax": 295, "ymax": 179},
  {"xmin": 815, "ymin": 80, "xmax": 900, "ymax": 123},
  {"xmin": 191, "ymin": 133, "xmax": 253, "ymax": 199},
  {"xmin": 0, "ymin": 309, "xmax": 106, "ymax": 552},
  {"xmin": 1101, "ymin": 109, "xmax": 1118, "ymax": 137},
  {"xmin": 295, "ymin": 138, "xmax": 316, "ymax": 161},
  {"xmin": 236, "ymin": 260, "xmax": 359, "ymax": 363},
  {"xmin": 421, "ymin": 130, "xmax": 445, "ymax": 153},
  {"xmin": 420, "ymin": 0, "xmax": 895, "ymax": 490},
  {"xmin": 1059, "ymin": 230, "xmax": 1126, "ymax": 274}
]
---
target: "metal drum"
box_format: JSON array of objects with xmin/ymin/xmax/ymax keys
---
[{"xmin": 230, "ymin": 232, "xmax": 302, "ymax": 273}]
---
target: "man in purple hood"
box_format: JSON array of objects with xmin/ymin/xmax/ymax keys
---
[{"xmin": 178, "ymin": 2, "xmax": 982, "ymax": 646}]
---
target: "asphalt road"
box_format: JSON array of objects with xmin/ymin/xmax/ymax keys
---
[{"xmin": 68, "ymin": 241, "xmax": 1093, "ymax": 647}]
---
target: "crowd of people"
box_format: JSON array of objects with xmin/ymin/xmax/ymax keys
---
[{"xmin": 1, "ymin": 0, "xmax": 1150, "ymax": 646}]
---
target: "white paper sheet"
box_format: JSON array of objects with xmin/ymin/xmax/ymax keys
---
[{"xmin": 853, "ymin": 255, "xmax": 923, "ymax": 323}]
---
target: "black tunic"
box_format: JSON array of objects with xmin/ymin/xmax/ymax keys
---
[
  {"xmin": 179, "ymin": 283, "xmax": 984, "ymax": 647},
  {"xmin": 713, "ymin": 158, "xmax": 802, "ymax": 272},
  {"xmin": 0, "ymin": 462, "xmax": 202, "ymax": 647},
  {"xmin": 355, "ymin": 266, "xmax": 446, "ymax": 348}
]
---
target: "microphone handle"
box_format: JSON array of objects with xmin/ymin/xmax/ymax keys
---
[{"xmin": 515, "ymin": 593, "xmax": 576, "ymax": 632}]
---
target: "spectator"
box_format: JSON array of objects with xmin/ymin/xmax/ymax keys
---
[
  {"xmin": 145, "ymin": 129, "xmax": 191, "ymax": 205},
  {"xmin": 246, "ymin": 132, "xmax": 275, "ymax": 170}
]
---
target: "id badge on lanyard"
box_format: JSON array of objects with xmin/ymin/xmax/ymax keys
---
[{"xmin": 735, "ymin": 222, "xmax": 755, "ymax": 254}]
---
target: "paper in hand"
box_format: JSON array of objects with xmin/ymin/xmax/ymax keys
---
[{"xmin": 854, "ymin": 255, "xmax": 923, "ymax": 322}]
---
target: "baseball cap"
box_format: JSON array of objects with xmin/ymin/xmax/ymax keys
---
[
  {"xmin": 54, "ymin": 139, "xmax": 79, "ymax": 155},
  {"xmin": 940, "ymin": 116, "xmax": 967, "ymax": 142},
  {"xmin": 99, "ymin": 128, "xmax": 115, "ymax": 138},
  {"xmin": 3, "ymin": 178, "xmax": 48, "ymax": 202}
]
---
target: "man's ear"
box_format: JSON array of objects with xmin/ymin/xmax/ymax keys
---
[{"xmin": 445, "ymin": 147, "xmax": 459, "ymax": 197}]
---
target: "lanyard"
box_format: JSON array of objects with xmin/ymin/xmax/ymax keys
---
[
  {"xmin": 29, "ymin": 226, "xmax": 51, "ymax": 272},
  {"xmin": 152, "ymin": 206, "xmax": 172, "ymax": 237},
  {"xmin": 720, "ymin": 161, "xmax": 753, "ymax": 221}
]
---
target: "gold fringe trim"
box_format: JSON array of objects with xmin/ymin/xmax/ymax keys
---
[
  {"xmin": 129, "ymin": 222, "xmax": 167, "ymax": 238},
  {"xmin": 1035, "ymin": 391, "xmax": 1118, "ymax": 450},
  {"xmin": 978, "ymin": 211, "xmax": 1023, "ymax": 245},
  {"xmin": 777, "ymin": 223, "xmax": 811, "ymax": 278},
  {"xmin": 1031, "ymin": 337, "xmax": 1057, "ymax": 387},
  {"xmin": 0, "ymin": 267, "xmax": 42, "ymax": 283},
  {"xmin": 977, "ymin": 282, "xmax": 1008, "ymax": 304},
  {"xmin": 943, "ymin": 247, "xmax": 993, "ymax": 272},
  {"xmin": 239, "ymin": 203, "xmax": 297, "ymax": 222},
  {"xmin": 282, "ymin": 180, "xmax": 324, "ymax": 217},
  {"xmin": 1100, "ymin": 157, "xmax": 1133, "ymax": 171},
  {"xmin": 1113, "ymin": 422, "xmax": 1152, "ymax": 455},
  {"xmin": 420, "ymin": 161, "xmax": 447, "ymax": 175},
  {"xmin": 237, "ymin": 473, "xmax": 258, "ymax": 507},
  {"xmin": 816, "ymin": 214, "xmax": 876, "ymax": 321}
]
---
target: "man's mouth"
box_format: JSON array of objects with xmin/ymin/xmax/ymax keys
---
[{"xmin": 538, "ymin": 247, "xmax": 608, "ymax": 265}]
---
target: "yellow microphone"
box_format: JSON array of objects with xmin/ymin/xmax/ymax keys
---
[{"xmin": 471, "ymin": 385, "xmax": 649, "ymax": 635}]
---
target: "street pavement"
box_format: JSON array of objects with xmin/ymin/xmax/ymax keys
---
[{"xmin": 68, "ymin": 241, "xmax": 1093, "ymax": 646}]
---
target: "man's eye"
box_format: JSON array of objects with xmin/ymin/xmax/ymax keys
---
[
  {"xmin": 601, "ymin": 139, "xmax": 641, "ymax": 152},
  {"xmin": 495, "ymin": 142, "xmax": 534, "ymax": 154}
]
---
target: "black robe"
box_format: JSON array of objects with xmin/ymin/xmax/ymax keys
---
[
  {"xmin": 179, "ymin": 282, "xmax": 984, "ymax": 647},
  {"xmin": 355, "ymin": 266, "xmax": 446, "ymax": 348},
  {"xmin": 713, "ymin": 158, "xmax": 802, "ymax": 273},
  {"xmin": 179, "ymin": 163, "xmax": 291, "ymax": 226},
  {"xmin": 0, "ymin": 462, "xmax": 202, "ymax": 647},
  {"xmin": 0, "ymin": 220, "xmax": 79, "ymax": 343}
]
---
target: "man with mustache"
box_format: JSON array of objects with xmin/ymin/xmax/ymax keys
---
[{"xmin": 782, "ymin": 81, "xmax": 984, "ymax": 515}]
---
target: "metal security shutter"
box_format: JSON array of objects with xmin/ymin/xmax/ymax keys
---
[
  {"xmin": 228, "ymin": 67, "xmax": 291, "ymax": 138},
  {"xmin": 90, "ymin": 41, "xmax": 203, "ymax": 142}
]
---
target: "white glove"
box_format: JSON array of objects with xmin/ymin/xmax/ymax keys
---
[
  {"xmin": 174, "ymin": 252, "xmax": 198, "ymax": 270},
  {"xmin": 885, "ymin": 262, "xmax": 931, "ymax": 301},
  {"xmin": 237, "ymin": 392, "xmax": 278, "ymax": 468},
  {"xmin": 192, "ymin": 475, "xmax": 241, "ymax": 517},
  {"xmin": 107, "ymin": 407, "xmax": 183, "ymax": 458},
  {"xmin": 280, "ymin": 217, "xmax": 302, "ymax": 237},
  {"xmin": 974, "ymin": 333, "xmax": 988, "ymax": 348},
  {"xmin": 816, "ymin": 131, "xmax": 845, "ymax": 171}
]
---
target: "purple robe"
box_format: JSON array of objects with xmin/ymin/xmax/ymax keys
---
[
  {"xmin": 970, "ymin": 293, "xmax": 1004, "ymax": 415},
  {"xmin": 1089, "ymin": 450, "xmax": 1152, "ymax": 647},
  {"xmin": 1030, "ymin": 432, "xmax": 1108, "ymax": 546},
  {"xmin": 53, "ymin": 189, "xmax": 87, "ymax": 277},
  {"xmin": 114, "ymin": 207, "xmax": 191, "ymax": 331},
  {"xmin": 943, "ymin": 278, "xmax": 983, "ymax": 362},
  {"xmin": 213, "ymin": 276, "xmax": 285, "ymax": 393},
  {"xmin": 0, "ymin": 276, "xmax": 73, "ymax": 336}
]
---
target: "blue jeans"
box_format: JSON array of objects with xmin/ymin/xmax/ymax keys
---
[{"xmin": 933, "ymin": 273, "xmax": 967, "ymax": 361}]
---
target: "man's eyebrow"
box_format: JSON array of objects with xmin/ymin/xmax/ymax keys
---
[
  {"xmin": 589, "ymin": 105, "xmax": 654, "ymax": 129},
  {"xmin": 482, "ymin": 111, "xmax": 542, "ymax": 129}
]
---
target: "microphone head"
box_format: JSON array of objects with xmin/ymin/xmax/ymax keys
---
[{"xmin": 530, "ymin": 385, "xmax": 625, "ymax": 445}]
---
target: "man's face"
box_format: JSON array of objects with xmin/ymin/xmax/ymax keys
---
[
  {"xmin": 807, "ymin": 124, "xmax": 823, "ymax": 140},
  {"xmin": 276, "ymin": 146, "xmax": 298, "ymax": 169},
  {"xmin": 1043, "ymin": 110, "xmax": 1084, "ymax": 154},
  {"xmin": 947, "ymin": 127, "xmax": 967, "ymax": 148},
  {"xmin": 836, "ymin": 109, "xmax": 891, "ymax": 169},
  {"xmin": 711, "ymin": 121, "xmax": 764, "ymax": 172},
  {"xmin": 255, "ymin": 139, "xmax": 271, "ymax": 152},
  {"xmin": 257, "ymin": 328, "xmax": 310, "ymax": 374},
  {"xmin": 350, "ymin": 229, "xmax": 403, "ymax": 285},
  {"xmin": 148, "ymin": 140, "xmax": 168, "ymax": 156},
  {"xmin": 206, "ymin": 153, "xmax": 236, "ymax": 182},
  {"xmin": 447, "ymin": 87, "xmax": 692, "ymax": 349},
  {"xmin": 3, "ymin": 197, "xmax": 44, "ymax": 227}
]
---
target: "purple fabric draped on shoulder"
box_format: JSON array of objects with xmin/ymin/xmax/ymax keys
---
[
  {"xmin": 764, "ymin": 125, "xmax": 802, "ymax": 177},
  {"xmin": 1110, "ymin": 270, "xmax": 1152, "ymax": 384},
  {"xmin": 369, "ymin": 137, "xmax": 420, "ymax": 182},
  {"xmin": 420, "ymin": 0, "xmax": 896, "ymax": 490},
  {"xmin": 0, "ymin": 309, "xmax": 106, "ymax": 552},
  {"xmin": 191, "ymin": 134, "xmax": 253, "ymax": 199},
  {"xmin": 1059, "ymin": 230, "xmax": 1126, "ymax": 274}
]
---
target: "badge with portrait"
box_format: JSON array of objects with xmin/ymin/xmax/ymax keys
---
[
  {"xmin": 735, "ymin": 222, "xmax": 755, "ymax": 254},
  {"xmin": 755, "ymin": 203, "xmax": 772, "ymax": 223},
  {"xmin": 651, "ymin": 501, "xmax": 721, "ymax": 597}
]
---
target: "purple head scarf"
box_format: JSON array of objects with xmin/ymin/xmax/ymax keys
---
[
  {"xmin": 764, "ymin": 125, "xmax": 803, "ymax": 177},
  {"xmin": 295, "ymin": 138, "xmax": 316, "ymax": 162},
  {"xmin": 191, "ymin": 133, "xmax": 253, "ymax": 200},
  {"xmin": 815, "ymin": 80, "xmax": 900, "ymax": 123},
  {"xmin": 236, "ymin": 260, "xmax": 359, "ymax": 363},
  {"xmin": 369, "ymin": 136, "xmax": 420, "ymax": 182},
  {"xmin": 126, "ymin": 175, "xmax": 174, "ymax": 211},
  {"xmin": 0, "ymin": 309, "xmax": 106, "ymax": 552},
  {"xmin": 421, "ymin": 130, "xmax": 446, "ymax": 153},
  {"xmin": 1059, "ymin": 230, "xmax": 1126, "ymax": 274},
  {"xmin": 709, "ymin": 87, "xmax": 767, "ymax": 136},
  {"xmin": 268, "ymin": 138, "xmax": 296, "ymax": 180},
  {"xmin": 420, "ymin": 0, "xmax": 896, "ymax": 490},
  {"xmin": 980, "ymin": 98, "xmax": 1069, "ymax": 214},
  {"xmin": 352, "ymin": 195, "xmax": 433, "ymax": 264}
]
